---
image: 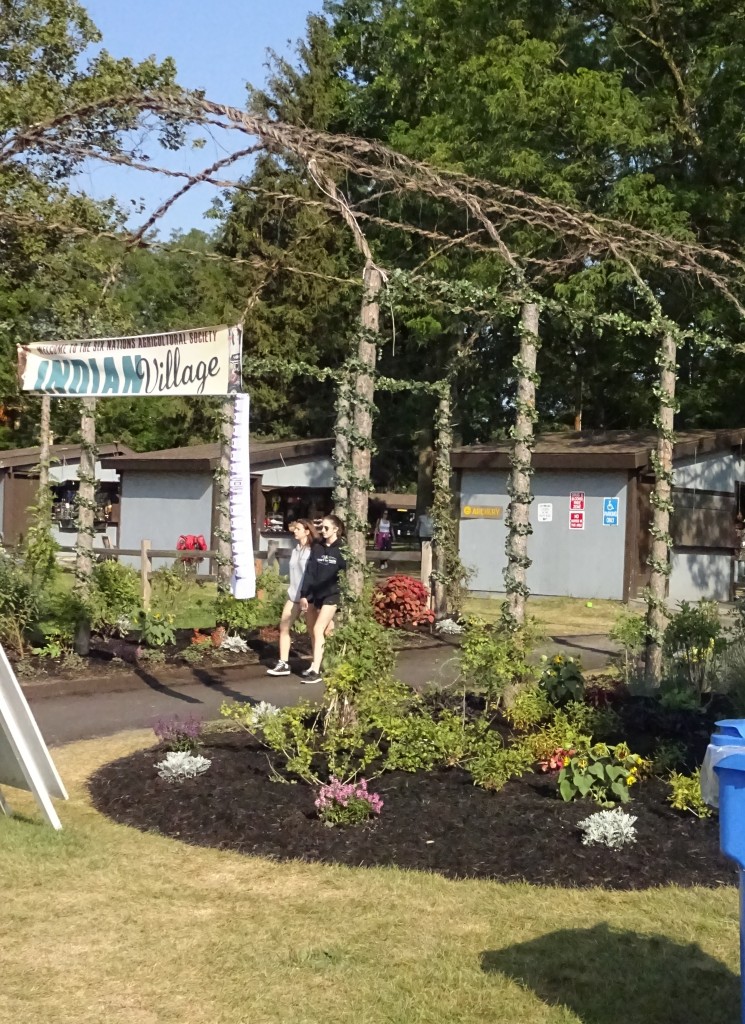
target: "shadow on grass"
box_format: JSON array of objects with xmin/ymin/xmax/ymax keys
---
[{"xmin": 481, "ymin": 924, "xmax": 738, "ymax": 1024}]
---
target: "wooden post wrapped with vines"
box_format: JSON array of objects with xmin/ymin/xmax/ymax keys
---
[
  {"xmin": 347, "ymin": 262, "xmax": 382, "ymax": 596},
  {"xmin": 432, "ymin": 381, "xmax": 453, "ymax": 617},
  {"xmin": 333, "ymin": 363, "xmax": 352, "ymax": 520},
  {"xmin": 503, "ymin": 302, "xmax": 540, "ymax": 628},
  {"xmin": 74, "ymin": 397, "xmax": 97, "ymax": 605},
  {"xmin": 645, "ymin": 331, "xmax": 677, "ymax": 684},
  {"xmin": 39, "ymin": 395, "xmax": 51, "ymax": 492}
]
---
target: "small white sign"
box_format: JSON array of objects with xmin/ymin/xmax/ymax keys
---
[
  {"xmin": 0, "ymin": 644, "xmax": 67, "ymax": 829},
  {"xmin": 537, "ymin": 503, "xmax": 553, "ymax": 522}
]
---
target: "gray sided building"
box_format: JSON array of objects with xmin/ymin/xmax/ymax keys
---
[
  {"xmin": 453, "ymin": 429, "xmax": 745, "ymax": 603},
  {"xmin": 100, "ymin": 438, "xmax": 335, "ymax": 573}
]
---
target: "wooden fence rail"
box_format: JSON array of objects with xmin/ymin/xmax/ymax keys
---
[{"xmin": 53, "ymin": 538, "xmax": 429, "ymax": 608}]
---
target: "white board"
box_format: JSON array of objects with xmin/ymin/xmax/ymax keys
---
[{"xmin": 0, "ymin": 644, "xmax": 67, "ymax": 829}]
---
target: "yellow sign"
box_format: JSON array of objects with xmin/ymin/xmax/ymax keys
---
[{"xmin": 461, "ymin": 505, "xmax": 503, "ymax": 519}]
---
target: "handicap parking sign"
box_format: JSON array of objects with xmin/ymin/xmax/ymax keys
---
[{"xmin": 603, "ymin": 497, "xmax": 620, "ymax": 526}]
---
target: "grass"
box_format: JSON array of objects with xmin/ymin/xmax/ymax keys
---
[
  {"xmin": 0, "ymin": 732, "xmax": 739, "ymax": 1024},
  {"xmin": 464, "ymin": 595, "xmax": 628, "ymax": 636}
]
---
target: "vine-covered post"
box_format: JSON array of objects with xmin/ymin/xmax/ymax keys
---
[
  {"xmin": 503, "ymin": 301, "xmax": 540, "ymax": 628},
  {"xmin": 39, "ymin": 395, "xmax": 51, "ymax": 492},
  {"xmin": 333, "ymin": 363, "xmax": 352, "ymax": 520},
  {"xmin": 74, "ymin": 397, "xmax": 96, "ymax": 602},
  {"xmin": 214, "ymin": 397, "xmax": 234, "ymax": 592},
  {"xmin": 645, "ymin": 330, "xmax": 677, "ymax": 684},
  {"xmin": 347, "ymin": 261, "xmax": 382, "ymax": 596},
  {"xmin": 432, "ymin": 380, "xmax": 453, "ymax": 617}
]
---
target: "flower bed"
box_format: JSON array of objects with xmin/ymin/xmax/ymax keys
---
[{"xmin": 88, "ymin": 731, "xmax": 733, "ymax": 891}]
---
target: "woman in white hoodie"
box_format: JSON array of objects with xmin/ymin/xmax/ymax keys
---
[{"xmin": 266, "ymin": 518, "xmax": 318, "ymax": 676}]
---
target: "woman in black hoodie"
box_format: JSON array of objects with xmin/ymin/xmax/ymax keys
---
[{"xmin": 298, "ymin": 514, "xmax": 346, "ymax": 684}]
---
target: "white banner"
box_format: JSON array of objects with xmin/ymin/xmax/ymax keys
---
[
  {"xmin": 0, "ymin": 644, "xmax": 67, "ymax": 829},
  {"xmin": 230, "ymin": 394, "xmax": 256, "ymax": 600},
  {"xmin": 17, "ymin": 325, "xmax": 242, "ymax": 397}
]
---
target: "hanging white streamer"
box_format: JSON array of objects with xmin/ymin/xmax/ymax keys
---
[{"xmin": 229, "ymin": 394, "xmax": 256, "ymax": 600}]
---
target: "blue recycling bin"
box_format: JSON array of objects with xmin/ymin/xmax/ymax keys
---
[{"xmin": 712, "ymin": 720, "xmax": 745, "ymax": 1024}]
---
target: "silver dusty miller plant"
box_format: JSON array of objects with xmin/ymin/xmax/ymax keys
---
[
  {"xmin": 577, "ymin": 808, "xmax": 638, "ymax": 850},
  {"xmin": 155, "ymin": 751, "xmax": 211, "ymax": 783}
]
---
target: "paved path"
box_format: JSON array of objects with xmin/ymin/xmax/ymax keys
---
[{"xmin": 25, "ymin": 634, "xmax": 618, "ymax": 747}]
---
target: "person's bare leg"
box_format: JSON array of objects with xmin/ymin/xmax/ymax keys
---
[
  {"xmin": 311, "ymin": 604, "xmax": 337, "ymax": 672},
  {"xmin": 305, "ymin": 604, "xmax": 319, "ymax": 664},
  {"xmin": 278, "ymin": 600, "xmax": 299, "ymax": 663}
]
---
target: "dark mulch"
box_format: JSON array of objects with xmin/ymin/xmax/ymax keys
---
[{"xmin": 88, "ymin": 731, "xmax": 734, "ymax": 890}]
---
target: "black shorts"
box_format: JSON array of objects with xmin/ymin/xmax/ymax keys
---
[{"xmin": 312, "ymin": 593, "xmax": 340, "ymax": 610}]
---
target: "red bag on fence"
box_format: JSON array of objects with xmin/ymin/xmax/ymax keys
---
[{"xmin": 176, "ymin": 535, "xmax": 208, "ymax": 562}]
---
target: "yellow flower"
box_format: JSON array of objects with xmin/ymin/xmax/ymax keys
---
[
  {"xmin": 627, "ymin": 775, "xmax": 637, "ymax": 786},
  {"xmin": 562, "ymin": 757, "xmax": 570, "ymax": 767}
]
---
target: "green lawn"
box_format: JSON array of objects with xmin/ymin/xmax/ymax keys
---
[
  {"xmin": 464, "ymin": 595, "xmax": 627, "ymax": 636},
  {"xmin": 0, "ymin": 732, "xmax": 739, "ymax": 1024}
]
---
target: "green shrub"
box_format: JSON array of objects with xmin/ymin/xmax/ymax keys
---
[
  {"xmin": 90, "ymin": 560, "xmax": 141, "ymax": 633},
  {"xmin": 504, "ymin": 685, "xmax": 552, "ymax": 732},
  {"xmin": 0, "ymin": 553, "xmax": 40, "ymax": 654},
  {"xmin": 216, "ymin": 569, "xmax": 287, "ymax": 632},
  {"xmin": 468, "ymin": 738, "xmax": 533, "ymax": 792},
  {"xmin": 539, "ymin": 655, "xmax": 585, "ymax": 705},
  {"xmin": 460, "ymin": 617, "xmax": 533, "ymax": 706},
  {"xmin": 609, "ymin": 610, "xmax": 646, "ymax": 684},
  {"xmin": 667, "ymin": 769, "xmax": 712, "ymax": 818},
  {"xmin": 651, "ymin": 740, "xmax": 687, "ymax": 775},
  {"xmin": 663, "ymin": 600, "xmax": 724, "ymax": 695},
  {"xmin": 384, "ymin": 710, "xmax": 471, "ymax": 772}
]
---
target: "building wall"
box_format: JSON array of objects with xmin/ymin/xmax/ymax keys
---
[
  {"xmin": 459, "ymin": 469, "xmax": 629, "ymax": 600},
  {"xmin": 669, "ymin": 551, "xmax": 733, "ymax": 603},
  {"xmin": 674, "ymin": 451, "xmax": 734, "ymax": 492},
  {"xmin": 118, "ymin": 471, "xmax": 214, "ymax": 573},
  {"xmin": 259, "ymin": 457, "xmax": 335, "ymax": 489}
]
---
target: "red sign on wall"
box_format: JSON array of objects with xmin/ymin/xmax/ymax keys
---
[
  {"xmin": 569, "ymin": 511, "xmax": 585, "ymax": 530},
  {"xmin": 569, "ymin": 491, "xmax": 585, "ymax": 511}
]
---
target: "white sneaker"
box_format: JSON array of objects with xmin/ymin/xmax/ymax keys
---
[{"xmin": 267, "ymin": 660, "xmax": 290, "ymax": 676}]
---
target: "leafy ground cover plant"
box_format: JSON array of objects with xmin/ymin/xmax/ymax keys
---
[
  {"xmin": 504, "ymin": 685, "xmax": 552, "ymax": 731},
  {"xmin": 89, "ymin": 560, "xmax": 141, "ymax": 636},
  {"xmin": 138, "ymin": 609, "xmax": 176, "ymax": 647},
  {"xmin": 577, "ymin": 809, "xmax": 638, "ymax": 849},
  {"xmin": 539, "ymin": 655, "xmax": 585, "ymax": 705},
  {"xmin": 667, "ymin": 769, "xmax": 712, "ymax": 818},
  {"xmin": 372, "ymin": 574, "xmax": 434, "ymax": 628},
  {"xmin": 558, "ymin": 743, "xmax": 649, "ymax": 806},
  {"xmin": 155, "ymin": 751, "xmax": 211, "ymax": 783},
  {"xmin": 314, "ymin": 777, "xmax": 383, "ymax": 825}
]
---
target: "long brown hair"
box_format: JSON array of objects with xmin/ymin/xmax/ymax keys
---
[{"xmin": 290, "ymin": 518, "xmax": 319, "ymax": 546}]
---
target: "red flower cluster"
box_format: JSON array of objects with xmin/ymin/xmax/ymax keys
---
[
  {"xmin": 373, "ymin": 574, "xmax": 435, "ymax": 629},
  {"xmin": 539, "ymin": 747, "xmax": 576, "ymax": 773}
]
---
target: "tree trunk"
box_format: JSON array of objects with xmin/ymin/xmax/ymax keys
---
[
  {"xmin": 216, "ymin": 397, "xmax": 234, "ymax": 592},
  {"xmin": 74, "ymin": 397, "xmax": 96, "ymax": 610},
  {"xmin": 415, "ymin": 425, "xmax": 435, "ymax": 517},
  {"xmin": 504, "ymin": 302, "xmax": 540, "ymax": 628},
  {"xmin": 39, "ymin": 395, "xmax": 51, "ymax": 492},
  {"xmin": 333, "ymin": 366, "xmax": 352, "ymax": 519},
  {"xmin": 645, "ymin": 331, "xmax": 677, "ymax": 685},
  {"xmin": 433, "ymin": 386, "xmax": 452, "ymax": 618},
  {"xmin": 347, "ymin": 262, "xmax": 382, "ymax": 596}
]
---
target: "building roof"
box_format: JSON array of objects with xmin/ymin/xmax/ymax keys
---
[
  {"xmin": 0, "ymin": 441, "xmax": 133, "ymax": 472},
  {"xmin": 100, "ymin": 437, "xmax": 335, "ymax": 473},
  {"xmin": 451, "ymin": 429, "xmax": 745, "ymax": 471}
]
